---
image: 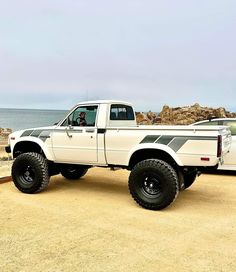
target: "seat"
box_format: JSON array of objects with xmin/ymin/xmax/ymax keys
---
[
  {"xmin": 110, "ymin": 112, "xmax": 117, "ymax": 120},
  {"xmin": 118, "ymin": 112, "xmax": 126, "ymax": 120}
]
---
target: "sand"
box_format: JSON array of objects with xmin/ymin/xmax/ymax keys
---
[
  {"xmin": 0, "ymin": 167, "xmax": 236, "ymax": 272},
  {"xmin": 0, "ymin": 144, "xmax": 12, "ymax": 178}
]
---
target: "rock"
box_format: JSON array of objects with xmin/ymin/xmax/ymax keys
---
[
  {"xmin": 214, "ymin": 108, "xmax": 227, "ymax": 118},
  {"xmin": 193, "ymin": 103, "xmax": 201, "ymax": 108},
  {"xmin": 136, "ymin": 113, "xmax": 152, "ymax": 125},
  {"xmin": 0, "ymin": 128, "xmax": 12, "ymax": 142},
  {"xmin": 160, "ymin": 105, "xmax": 172, "ymax": 118},
  {"xmin": 147, "ymin": 111, "xmax": 156, "ymax": 121},
  {"xmin": 154, "ymin": 117, "xmax": 162, "ymax": 124},
  {"xmin": 136, "ymin": 104, "xmax": 236, "ymax": 125}
]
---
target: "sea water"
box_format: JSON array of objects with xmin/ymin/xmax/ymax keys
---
[{"xmin": 0, "ymin": 108, "xmax": 68, "ymax": 132}]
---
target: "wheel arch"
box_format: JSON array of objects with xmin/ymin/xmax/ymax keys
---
[
  {"xmin": 128, "ymin": 145, "xmax": 183, "ymax": 170},
  {"xmin": 13, "ymin": 139, "xmax": 54, "ymax": 160}
]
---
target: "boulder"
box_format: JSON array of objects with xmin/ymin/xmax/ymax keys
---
[
  {"xmin": 160, "ymin": 105, "xmax": 171, "ymax": 116},
  {"xmin": 136, "ymin": 113, "xmax": 152, "ymax": 125},
  {"xmin": 136, "ymin": 104, "xmax": 236, "ymax": 125},
  {"xmin": 0, "ymin": 128, "xmax": 12, "ymax": 141},
  {"xmin": 147, "ymin": 111, "xmax": 156, "ymax": 121}
]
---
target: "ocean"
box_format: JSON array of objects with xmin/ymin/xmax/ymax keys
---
[{"xmin": 0, "ymin": 108, "xmax": 68, "ymax": 132}]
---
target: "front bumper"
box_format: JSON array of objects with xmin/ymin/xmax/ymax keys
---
[{"xmin": 5, "ymin": 145, "xmax": 11, "ymax": 153}]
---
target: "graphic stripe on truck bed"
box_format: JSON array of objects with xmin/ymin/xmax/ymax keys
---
[{"xmin": 140, "ymin": 135, "xmax": 217, "ymax": 152}]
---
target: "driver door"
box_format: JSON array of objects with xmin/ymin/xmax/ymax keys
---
[{"xmin": 51, "ymin": 105, "xmax": 98, "ymax": 164}]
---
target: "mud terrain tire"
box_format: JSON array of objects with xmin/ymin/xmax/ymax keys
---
[
  {"xmin": 12, "ymin": 152, "xmax": 49, "ymax": 193},
  {"xmin": 129, "ymin": 159, "xmax": 179, "ymax": 210},
  {"xmin": 61, "ymin": 165, "xmax": 88, "ymax": 180}
]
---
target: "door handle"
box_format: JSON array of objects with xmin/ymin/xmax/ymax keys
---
[{"xmin": 86, "ymin": 129, "xmax": 95, "ymax": 133}]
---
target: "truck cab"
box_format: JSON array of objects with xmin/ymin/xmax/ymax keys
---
[{"xmin": 50, "ymin": 101, "xmax": 136, "ymax": 164}]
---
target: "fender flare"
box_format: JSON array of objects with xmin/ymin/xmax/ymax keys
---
[
  {"xmin": 12, "ymin": 137, "xmax": 55, "ymax": 161},
  {"xmin": 127, "ymin": 143, "xmax": 184, "ymax": 167}
]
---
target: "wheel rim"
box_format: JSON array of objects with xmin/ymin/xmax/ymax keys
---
[
  {"xmin": 19, "ymin": 165, "xmax": 35, "ymax": 185},
  {"xmin": 142, "ymin": 173, "xmax": 162, "ymax": 198}
]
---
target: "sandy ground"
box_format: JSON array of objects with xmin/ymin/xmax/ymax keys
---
[
  {"xmin": 0, "ymin": 146, "xmax": 8, "ymax": 158},
  {"xmin": 0, "ymin": 168, "xmax": 236, "ymax": 272},
  {"xmin": 0, "ymin": 145, "xmax": 12, "ymax": 178},
  {"xmin": 0, "ymin": 160, "xmax": 12, "ymax": 178}
]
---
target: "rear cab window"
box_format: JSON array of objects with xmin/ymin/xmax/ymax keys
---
[{"xmin": 110, "ymin": 105, "xmax": 135, "ymax": 121}]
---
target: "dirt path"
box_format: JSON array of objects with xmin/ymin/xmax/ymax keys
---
[
  {"xmin": 0, "ymin": 145, "xmax": 12, "ymax": 178},
  {"xmin": 0, "ymin": 168, "xmax": 236, "ymax": 272}
]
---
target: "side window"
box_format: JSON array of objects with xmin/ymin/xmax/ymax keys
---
[
  {"xmin": 62, "ymin": 106, "xmax": 98, "ymax": 127},
  {"xmin": 110, "ymin": 105, "xmax": 135, "ymax": 120},
  {"xmin": 223, "ymin": 121, "xmax": 236, "ymax": 136}
]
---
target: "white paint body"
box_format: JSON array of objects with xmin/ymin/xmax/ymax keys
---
[
  {"xmin": 8, "ymin": 101, "xmax": 232, "ymax": 169},
  {"xmin": 192, "ymin": 118, "xmax": 236, "ymax": 171}
]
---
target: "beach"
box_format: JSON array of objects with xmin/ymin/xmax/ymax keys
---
[
  {"xmin": 1, "ymin": 107, "xmax": 236, "ymax": 271},
  {"xmin": 1, "ymin": 0, "xmax": 236, "ymax": 270},
  {"xmin": 0, "ymin": 168, "xmax": 236, "ymax": 271},
  {"xmin": 0, "ymin": 138, "xmax": 12, "ymax": 178},
  {"xmin": 1, "ymin": 124, "xmax": 236, "ymax": 271}
]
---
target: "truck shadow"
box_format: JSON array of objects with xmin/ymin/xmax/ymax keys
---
[
  {"xmin": 46, "ymin": 174, "xmax": 227, "ymax": 213},
  {"xmin": 47, "ymin": 174, "xmax": 129, "ymax": 196},
  {"xmin": 202, "ymin": 170, "xmax": 236, "ymax": 176}
]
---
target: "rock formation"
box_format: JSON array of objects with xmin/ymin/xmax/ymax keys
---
[
  {"xmin": 136, "ymin": 104, "xmax": 236, "ymax": 125},
  {"xmin": 136, "ymin": 112, "xmax": 152, "ymax": 125}
]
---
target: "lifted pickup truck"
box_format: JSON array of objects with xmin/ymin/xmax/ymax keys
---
[{"xmin": 6, "ymin": 100, "xmax": 231, "ymax": 210}]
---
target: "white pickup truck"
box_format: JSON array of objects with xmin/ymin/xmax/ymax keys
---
[{"xmin": 6, "ymin": 100, "xmax": 231, "ymax": 210}]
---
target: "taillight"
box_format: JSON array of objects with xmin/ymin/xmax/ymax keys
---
[{"xmin": 217, "ymin": 135, "xmax": 222, "ymax": 157}]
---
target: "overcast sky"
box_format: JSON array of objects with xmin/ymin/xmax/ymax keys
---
[{"xmin": 0, "ymin": 0, "xmax": 236, "ymax": 111}]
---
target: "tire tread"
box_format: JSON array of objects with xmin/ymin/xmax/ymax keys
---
[
  {"xmin": 128, "ymin": 159, "xmax": 179, "ymax": 210},
  {"xmin": 12, "ymin": 152, "xmax": 49, "ymax": 193}
]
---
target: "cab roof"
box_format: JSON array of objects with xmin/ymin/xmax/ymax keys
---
[{"xmin": 76, "ymin": 100, "xmax": 133, "ymax": 106}]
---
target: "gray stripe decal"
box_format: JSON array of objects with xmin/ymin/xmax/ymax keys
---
[
  {"xmin": 20, "ymin": 128, "xmax": 84, "ymax": 142},
  {"xmin": 30, "ymin": 130, "xmax": 44, "ymax": 137},
  {"xmin": 140, "ymin": 135, "xmax": 217, "ymax": 152},
  {"xmin": 140, "ymin": 135, "xmax": 160, "ymax": 144},
  {"xmin": 168, "ymin": 136, "xmax": 217, "ymax": 152},
  {"xmin": 21, "ymin": 129, "xmax": 53, "ymax": 142},
  {"xmin": 21, "ymin": 130, "xmax": 34, "ymax": 137},
  {"xmin": 38, "ymin": 131, "xmax": 51, "ymax": 142},
  {"xmin": 168, "ymin": 138, "xmax": 188, "ymax": 152},
  {"xmin": 156, "ymin": 135, "xmax": 173, "ymax": 145}
]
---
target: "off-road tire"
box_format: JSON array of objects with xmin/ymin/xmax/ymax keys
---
[
  {"xmin": 128, "ymin": 159, "xmax": 179, "ymax": 210},
  {"xmin": 183, "ymin": 170, "xmax": 197, "ymax": 190},
  {"xmin": 12, "ymin": 152, "xmax": 49, "ymax": 193},
  {"xmin": 61, "ymin": 165, "xmax": 88, "ymax": 180}
]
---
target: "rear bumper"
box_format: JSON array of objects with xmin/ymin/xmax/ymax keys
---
[{"xmin": 5, "ymin": 145, "xmax": 11, "ymax": 153}]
